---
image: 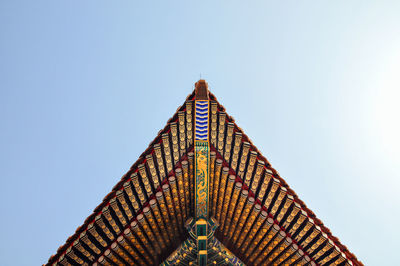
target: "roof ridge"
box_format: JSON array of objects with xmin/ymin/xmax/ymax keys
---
[{"xmin": 48, "ymin": 82, "xmax": 362, "ymax": 265}]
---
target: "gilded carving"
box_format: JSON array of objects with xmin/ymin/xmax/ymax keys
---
[
  {"xmin": 264, "ymin": 177, "xmax": 281, "ymax": 211},
  {"xmin": 156, "ymin": 191, "xmax": 177, "ymax": 239},
  {"xmin": 232, "ymin": 197, "xmax": 254, "ymax": 245},
  {"xmin": 111, "ymin": 241, "xmax": 134, "ymax": 264},
  {"xmin": 210, "ymin": 101, "xmax": 218, "ymax": 147},
  {"xmin": 169, "ymin": 176, "xmax": 184, "ymax": 228},
  {"xmin": 208, "ymin": 152, "xmax": 216, "ymax": 212},
  {"xmin": 138, "ymin": 164, "xmax": 152, "ymax": 198},
  {"xmin": 231, "ymin": 132, "xmax": 242, "ymax": 172},
  {"xmin": 110, "ymin": 198, "xmax": 128, "ymax": 226},
  {"xmin": 123, "ymin": 180, "xmax": 140, "ymax": 213},
  {"xmin": 181, "ymin": 160, "xmax": 191, "ymax": 217},
  {"xmin": 236, "ymin": 203, "xmax": 261, "ymax": 249},
  {"xmin": 270, "ymin": 186, "xmax": 287, "ymax": 218},
  {"xmin": 116, "ymin": 190, "xmax": 133, "ymax": 222},
  {"xmin": 240, "ymin": 210, "xmax": 267, "ymax": 254},
  {"xmin": 175, "ymin": 168, "xmax": 187, "ymax": 220},
  {"xmin": 276, "ymin": 194, "xmax": 294, "ymax": 225},
  {"xmin": 138, "ymin": 213, "xmax": 161, "ymax": 255},
  {"xmin": 186, "ymin": 101, "xmax": 193, "ymax": 147},
  {"xmin": 80, "ymin": 231, "xmax": 100, "ymax": 255},
  {"xmin": 195, "ymin": 141, "xmax": 209, "ymax": 218},
  {"xmin": 250, "ymin": 223, "xmax": 279, "ymax": 264},
  {"xmin": 144, "ymin": 206, "xmax": 166, "ymax": 250},
  {"xmin": 237, "ymin": 142, "xmax": 250, "ymax": 179},
  {"xmin": 145, "ymin": 154, "xmax": 160, "ymax": 190},
  {"xmin": 130, "ymin": 221, "xmax": 155, "ymax": 261},
  {"xmin": 257, "ymin": 168, "xmax": 273, "ymax": 201},
  {"xmin": 170, "ymin": 122, "xmax": 180, "ymax": 164},
  {"xmin": 222, "ymin": 182, "xmax": 242, "ymax": 235},
  {"xmin": 188, "ymin": 152, "xmax": 195, "ymax": 214},
  {"xmin": 226, "ymin": 189, "xmax": 248, "ymax": 241},
  {"xmin": 87, "ymin": 224, "xmax": 107, "ymax": 248},
  {"xmin": 211, "ymin": 159, "xmax": 222, "ymax": 217},
  {"xmin": 101, "ymin": 207, "xmax": 120, "ymax": 235},
  {"xmin": 219, "ymin": 174, "xmax": 235, "ymax": 231},
  {"xmin": 216, "ymin": 167, "xmax": 229, "ymax": 222},
  {"xmin": 178, "ymin": 111, "xmax": 186, "ymax": 157},
  {"xmin": 224, "ymin": 122, "xmax": 234, "ymax": 162},
  {"xmin": 244, "ymin": 150, "xmax": 257, "ymax": 187},
  {"xmin": 246, "ymin": 217, "xmax": 273, "ymax": 260},
  {"xmin": 217, "ymin": 112, "xmax": 226, "ymax": 155},
  {"xmin": 162, "ymin": 184, "xmax": 182, "ymax": 235},
  {"xmin": 162, "ymin": 133, "xmax": 173, "ymax": 173}
]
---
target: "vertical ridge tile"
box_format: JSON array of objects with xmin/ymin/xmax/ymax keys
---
[
  {"xmin": 222, "ymin": 182, "xmax": 242, "ymax": 238},
  {"xmin": 223, "ymin": 122, "xmax": 235, "ymax": 163},
  {"xmin": 175, "ymin": 168, "xmax": 187, "ymax": 221},
  {"xmin": 162, "ymin": 133, "xmax": 173, "ymax": 174},
  {"xmin": 240, "ymin": 210, "xmax": 267, "ymax": 254},
  {"xmin": 125, "ymin": 223, "xmax": 151, "ymax": 261},
  {"xmin": 170, "ymin": 122, "xmax": 180, "ymax": 165},
  {"xmin": 211, "ymin": 159, "xmax": 223, "ymax": 217},
  {"xmin": 245, "ymin": 218, "xmax": 274, "ymax": 263},
  {"xmin": 116, "ymin": 190, "xmax": 133, "ymax": 223},
  {"xmin": 186, "ymin": 101, "xmax": 193, "ymax": 148},
  {"xmin": 123, "ymin": 180, "xmax": 141, "ymax": 214},
  {"xmin": 101, "ymin": 206, "xmax": 120, "ymax": 236},
  {"xmin": 219, "ymin": 174, "xmax": 236, "ymax": 233},
  {"xmin": 237, "ymin": 142, "xmax": 251, "ymax": 180},
  {"xmin": 181, "ymin": 161, "xmax": 191, "ymax": 217},
  {"xmin": 244, "ymin": 151, "xmax": 258, "ymax": 188},
  {"xmin": 232, "ymin": 197, "xmax": 255, "ymax": 245},
  {"xmin": 143, "ymin": 207, "xmax": 166, "ymax": 250},
  {"xmin": 145, "ymin": 154, "xmax": 161, "ymax": 191},
  {"xmin": 208, "ymin": 151, "xmax": 216, "ymax": 213},
  {"xmin": 210, "ymin": 102, "xmax": 218, "ymax": 147},
  {"xmin": 270, "ymin": 187, "xmax": 288, "ymax": 218},
  {"xmin": 227, "ymin": 190, "xmax": 248, "ymax": 242},
  {"xmin": 250, "ymin": 160, "xmax": 265, "ymax": 195},
  {"xmin": 251, "ymin": 224, "xmax": 280, "ymax": 264},
  {"xmin": 216, "ymin": 167, "xmax": 229, "ymax": 222},
  {"xmin": 163, "ymin": 183, "xmax": 183, "ymax": 235},
  {"xmin": 117, "ymin": 235, "xmax": 145, "ymax": 265},
  {"xmin": 111, "ymin": 241, "xmax": 134, "ymax": 265},
  {"xmin": 257, "ymin": 168, "xmax": 273, "ymax": 201},
  {"xmin": 178, "ymin": 111, "xmax": 187, "ymax": 157},
  {"xmin": 138, "ymin": 164, "xmax": 153, "ymax": 200},
  {"xmin": 138, "ymin": 213, "xmax": 161, "ymax": 255},
  {"xmin": 230, "ymin": 132, "xmax": 242, "ymax": 173},
  {"xmin": 156, "ymin": 191, "xmax": 177, "ymax": 240},
  {"xmin": 217, "ymin": 112, "xmax": 226, "ymax": 155},
  {"xmin": 130, "ymin": 172, "xmax": 146, "ymax": 207},
  {"xmin": 188, "ymin": 152, "xmax": 195, "ymax": 215}
]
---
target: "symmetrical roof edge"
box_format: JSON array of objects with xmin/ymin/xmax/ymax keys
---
[{"xmin": 47, "ymin": 81, "xmax": 362, "ymax": 265}]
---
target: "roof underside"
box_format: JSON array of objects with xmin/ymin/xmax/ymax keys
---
[{"xmin": 47, "ymin": 85, "xmax": 361, "ymax": 265}]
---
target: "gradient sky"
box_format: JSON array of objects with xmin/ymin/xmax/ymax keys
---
[{"xmin": 1, "ymin": 1, "xmax": 400, "ymax": 265}]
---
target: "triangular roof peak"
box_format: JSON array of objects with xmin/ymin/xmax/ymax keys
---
[
  {"xmin": 195, "ymin": 79, "xmax": 209, "ymax": 100},
  {"xmin": 47, "ymin": 81, "xmax": 362, "ymax": 265}
]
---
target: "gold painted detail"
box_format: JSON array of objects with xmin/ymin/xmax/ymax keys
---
[
  {"xmin": 195, "ymin": 141, "xmax": 209, "ymax": 218},
  {"xmin": 210, "ymin": 101, "xmax": 218, "ymax": 146}
]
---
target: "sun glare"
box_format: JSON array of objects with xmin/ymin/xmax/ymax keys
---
[{"xmin": 370, "ymin": 51, "xmax": 400, "ymax": 161}]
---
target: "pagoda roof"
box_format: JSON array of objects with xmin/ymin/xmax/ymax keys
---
[{"xmin": 47, "ymin": 80, "xmax": 361, "ymax": 265}]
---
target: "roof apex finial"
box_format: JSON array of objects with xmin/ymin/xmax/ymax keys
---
[{"xmin": 195, "ymin": 80, "xmax": 209, "ymax": 100}]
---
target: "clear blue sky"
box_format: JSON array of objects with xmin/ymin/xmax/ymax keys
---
[{"xmin": 1, "ymin": 1, "xmax": 399, "ymax": 265}]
